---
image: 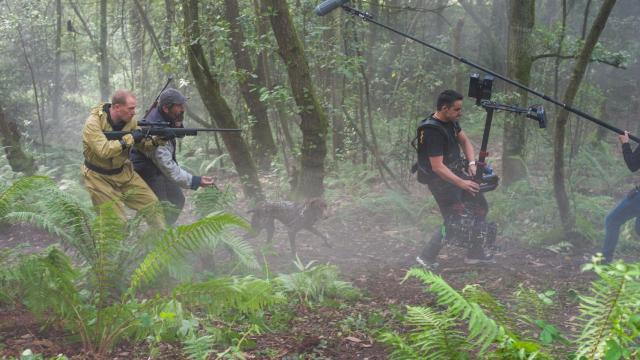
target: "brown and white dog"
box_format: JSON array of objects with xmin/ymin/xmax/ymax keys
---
[{"xmin": 247, "ymin": 197, "xmax": 330, "ymax": 254}]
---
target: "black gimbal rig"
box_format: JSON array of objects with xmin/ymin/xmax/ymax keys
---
[
  {"xmin": 467, "ymin": 73, "xmax": 547, "ymax": 192},
  {"xmin": 316, "ymin": 1, "xmax": 636, "ymax": 192}
]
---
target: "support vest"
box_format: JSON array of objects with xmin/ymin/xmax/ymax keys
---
[{"xmin": 412, "ymin": 117, "xmax": 462, "ymax": 184}]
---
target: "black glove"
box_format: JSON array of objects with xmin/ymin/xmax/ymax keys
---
[{"xmin": 131, "ymin": 129, "xmax": 146, "ymax": 143}]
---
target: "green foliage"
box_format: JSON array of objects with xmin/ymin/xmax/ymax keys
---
[
  {"xmin": 379, "ymin": 305, "xmax": 471, "ymax": 360},
  {"xmin": 183, "ymin": 333, "xmax": 216, "ymax": 360},
  {"xmin": 574, "ymin": 260, "xmax": 640, "ymax": 359},
  {"xmin": 130, "ymin": 212, "xmax": 253, "ymax": 291},
  {"xmin": 0, "ymin": 176, "xmax": 262, "ymax": 356},
  {"xmin": 403, "ymin": 268, "xmax": 506, "ymax": 353},
  {"xmin": 191, "ymin": 185, "xmax": 237, "ymax": 217},
  {"xmin": 383, "ymin": 260, "xmax": 640, "ymax": 359},
  {"xmin": 173, "ymin": 276, "xmax": 285, "ymax": 318},
  {"xmin": 275, "ymin": 257, "xmax": 360, "ymax": 306}
]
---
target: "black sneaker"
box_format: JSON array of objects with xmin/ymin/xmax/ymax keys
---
[
  {"xmin": 464, "ymin": 253, "xmax": 495, "ymax": 265},
  {"xmin": 416, "ymin": 256, "xmax": 439, "ymax": 270}
]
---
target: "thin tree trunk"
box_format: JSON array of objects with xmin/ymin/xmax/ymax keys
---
[
  {"xmin": 224, "ymin": 0, "xmax": 276, "ymax": 170},
  {"xmin": 263, "ymin": 0, "xmax": 328, "ymax": 198},
  {"xmin": 164, "ymin": 0, "xmax": 174, "ymax": 50},
  {"xmin": 52, "ymin": 0, "xmax": 62, "ymax": 126},
  {"xmin": 451, "ymin": 19, "xmax": 465, "ymax": 92},
  {"xmin": 15, "ymin": 24, "xmax": 45, "ymax": 159},
  {"xmin": 0, "ymin": 107, "xmax": 36, "ymax": 175},
  {"xmin": 552, "ymin": 0, "xmax": 617, "ymax": 238},
  {"xmin": 99, "ymin": 0, "xmax": 110, "ymax": 100},
  {"xmin": 182, "ymin": 0, "xmax": 264, "ymax": 202},
  {"xmin": 133, "ymin": 0, "xmax": 169, "ymax": 64},
  {"xmin": 129, "ymin": 2, "xmax": 144, "ymax": 91},
  {"xmin": 502, "ymin": 0, "xmax": 534, "ymax": 186}
]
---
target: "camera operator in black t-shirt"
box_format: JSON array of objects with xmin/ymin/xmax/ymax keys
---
[{"xmin": 415, "ymin": 90, "xmax": 495, "ymax": 269}]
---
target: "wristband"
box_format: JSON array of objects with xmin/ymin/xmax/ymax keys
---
[
  {"xmin": 468, "ymin": 161, "xmax": 476, "ymax": 166},
  {"xmin": 119, "ymin": 139, "xmax": 127, "ymax": 150}
]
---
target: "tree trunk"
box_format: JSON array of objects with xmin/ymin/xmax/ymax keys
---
[
  {"xmin": 552, "ymin": 0, "xmax": 617, "ymax": 237},
  {"xmin": 133, "ymin": 0, "xmax": 169, "ymax": 65},
  {"xmin": 52, "ymin": 0, "xmax": 62, "ymax": 126},
  {"xmin": 129, "ymin": 2, "xmax": 145, "ymax": 92},
  {"xmin": 182, "ymin": 0, "xmax": 264, "ymax": 202},
  {"xmin": 99, "ymin": 0, "xmax": 110, "ymax": 100},
  {"xmin": 502, "ymin": 0, "xmax": 534, "ymax": 186},
  {"xmin": 0, "ymin": 107, "xmax": 36, "ymax": 175},
  {"xmin": 451, "ymin": 19, "xmax": 465, "ymax": 94},
  {"xmin": 223, "ymin": 0, "xmax": 276, "ymax": 170},
  {"xmin": 164, "ymin": 0, "xmax": 175, "ymax": 51},
  {"xmin": 263, "ymin": 0, "xmax": 328, "ymax": 198}
]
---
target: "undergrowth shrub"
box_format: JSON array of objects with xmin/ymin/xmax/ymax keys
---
[{"xmin": 379, "ymin": 259, "xmax": 640, "ymax": 359}]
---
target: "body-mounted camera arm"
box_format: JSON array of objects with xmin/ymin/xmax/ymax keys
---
[
  {"xmin": 336, "ymin": 4, "xmax": 639, "ymax": 143},
  {"xmin": 474, "ymin": 100, "xmax": 546, "ymax": 191}
]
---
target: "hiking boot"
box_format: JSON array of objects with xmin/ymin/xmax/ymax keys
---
[
  {"xmin": 416, "ymin": 256, "xmax": 439, "ymax": 270},
  {"xmin": 464, "ymin": 253, "xmax": 495, "ymax": 265}
]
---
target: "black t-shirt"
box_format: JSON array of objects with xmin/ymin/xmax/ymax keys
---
[{"xmin": 417, "ymin": 116, "xmax": 462, "ymax": 179}]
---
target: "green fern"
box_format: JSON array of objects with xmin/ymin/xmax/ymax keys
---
[
  {"xmin": 183, "ymin": 334, "xmax": 215, "ymax": 360},
  {"xmin": 275, "ymin": 258, "xmax": 360, "ymax": 305},
  {"xmin": 402, "ymin": 305, "xmax": 470, "ymax": 359},
  {"xmin": 377, "ymin": 331, "xmax": 426, "ymax": 360},
  {"xmin": 173, "ymin": 276, "xmax": 284, "ymax": 317},
  {"xmin": 574, "ymin": 261, "xmax": 640, "ymax": 359},
  {"xmin": 0, "ymin": 176, "xmax": 53, "ymax": 218},
  {"xmin": 129, "ymin": 212, "xmax": 251, "ymax": 292},
  {"xmin": 192, "ymin": 185, "xmax": 236, "ymax": 216},
  {"xmin": 404, "ymin": 268, "xmax": 505, "ymax": 353}
]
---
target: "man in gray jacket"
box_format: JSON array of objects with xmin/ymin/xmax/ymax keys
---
[{"xmin": 131, "ymin": 88, "xmax": 215, "ymax": 225}]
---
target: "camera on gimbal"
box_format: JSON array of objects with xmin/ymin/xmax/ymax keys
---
[{"xmin": 468, "ymin": 73, "xmax": 494, "ymax": 105}]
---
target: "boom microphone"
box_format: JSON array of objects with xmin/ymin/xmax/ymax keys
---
[{"xmin": 314, "ymin": 0, "xmax": 349, "ymax": 16}]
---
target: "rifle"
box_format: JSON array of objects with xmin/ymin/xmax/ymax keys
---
[
  {"xmin": 144, "ymin": 76, "xmax": 174, "ymax": 119},
  {"xmin": 104, "ymin": 78, "xmax": 242, "ymax": 139},
  {"xmin": 104, "ymin": 126, "xmax": 241, "ymax": 140}
]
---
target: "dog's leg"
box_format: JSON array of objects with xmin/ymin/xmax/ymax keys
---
[
  {"xmin": 307, "ymin": 226, "xmax": 332, "ymax": 248},
  {"xmin": 265, "ymin": 219, "xmax": 275, "ymax": 244},
  {"xmin": 287, "ymin": 230, "xmax": 298, "ymax": 255},
  {"xmin": 246, "ymin": 214, "xmax": 262, "ymax": 239}
]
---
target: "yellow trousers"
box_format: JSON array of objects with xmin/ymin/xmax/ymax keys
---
[{"xmin": 82, "ymin": 162, "xmax": 166, "ymax": 229}]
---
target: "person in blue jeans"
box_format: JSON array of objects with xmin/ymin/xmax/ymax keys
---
[{"xmin": 602, "ymin": 130, "xmax": 640, "ymax": 263}]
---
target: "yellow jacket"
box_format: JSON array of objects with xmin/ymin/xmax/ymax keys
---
[{"xmin": 82, "ymin": 103, "xmax": 155, "ymax": 170}]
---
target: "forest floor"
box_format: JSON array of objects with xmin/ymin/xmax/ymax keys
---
[{"xmin": 0, "ymin": 187, "xmax": 619, "ymax": 359}]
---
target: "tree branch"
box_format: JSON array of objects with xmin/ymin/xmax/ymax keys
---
[{"xmin": 532, "ymin": 53, "xmax": 625, "ymax": 69}]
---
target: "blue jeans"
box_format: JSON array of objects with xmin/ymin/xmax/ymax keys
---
[{"xmin": 602, "ymin": 187, "xmax": 640, "ymax": 262}]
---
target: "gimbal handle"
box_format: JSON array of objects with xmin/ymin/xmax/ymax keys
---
[{"xmin": 340, "ymin": 5, "xmax": 639, "ymax": 143}]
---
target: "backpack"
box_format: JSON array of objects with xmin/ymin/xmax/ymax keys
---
[{"xmin": 411, "ymin": 117, "xmax": 460, "ymax": 184}]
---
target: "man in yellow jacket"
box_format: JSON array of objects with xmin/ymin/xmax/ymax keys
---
[{"xmin": 82, "ymin": 90, "xmax": 165, "ymax": 228}]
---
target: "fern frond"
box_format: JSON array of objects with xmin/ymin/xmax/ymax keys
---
[
  {"xmin": 192, "ymin": 186, "xmax": 236, "ymax": 216},
  {"xmin": 173, "ymin": 276, "xmax": 284, "ymax": 316},
  {"xmin": 213, "ymin": 235, "xmax": 260, "ymax": 270},
  {"xmin": 91, "ymin": 202, "xmax": 128, "ymax": 304},
  {"xmin": 129, "ymin": 212, "xmax": 251, "ymax": 292},
  {"xmin": 275, "ymin": 263, "xmax": 360, "ymax": 304},
  {"xmin": 404, "ymin": 305, "xmax": 470, "ymax": 359},
  {"xmin": 10, "ymin": 247, "xmax": 82, "ymax": 320},
  {"xmin": 463, "ymin": 284, "xmax": 516, "ymax": 333},
  {"xmin": 0, "ymin": 176, "xmax": 53, "ymax": 218},
  {"xmin": 405, "ymin": 268, "xmax": 504, "ymax": 353},
  {"xmin": 378, "ymin": 331, "xmax": 425, "ymax": 360},
  {"xmin": 183, "ymin": 334, "xmax": 215, "ymax": 360},
  {"xmin": 574, "ymin": 262, "xmax": 640, "ymax": 359},
  {"xmin": 3, "ymin": 180, "xmax": 96, "ymax": 262}
]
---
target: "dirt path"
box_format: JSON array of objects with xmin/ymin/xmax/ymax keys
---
[{"xmin": 0, "ymin": 204, "xmax": 605, "ymax": 359}]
